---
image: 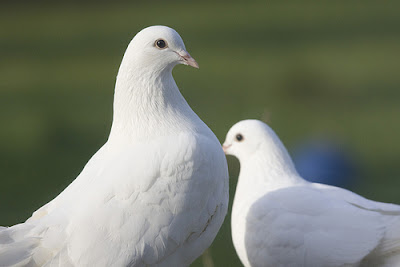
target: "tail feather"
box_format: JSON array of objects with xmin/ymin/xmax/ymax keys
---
[{"xmin": 362, "ymin": 216, "xmax": 400, "ymax": 266}]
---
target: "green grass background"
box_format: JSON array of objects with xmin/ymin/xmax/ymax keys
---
[{"xmin": 1, "ymin": 1, "xmax": 400, "ymax": 266}]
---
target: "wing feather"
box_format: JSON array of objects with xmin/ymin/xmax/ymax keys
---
[{"xmin": 245, "ymin": 186, "xmax": 385, "ymax": 267}]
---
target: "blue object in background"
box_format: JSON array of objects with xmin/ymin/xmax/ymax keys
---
[{"xmin": 292, "ymin": 139, "xmax": 357, "ymax": 189}]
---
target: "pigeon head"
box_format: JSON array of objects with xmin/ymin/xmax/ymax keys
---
[
  {"xmin": 111, "ymin": 25, "xmax": 202, "ymax": 140},
  {"xmin": 122, "ymin": 25, "xmax": 198, "ymax": 74},
  {"xmin": 223, "ymin": 120, "xmax": 295, "ymax": 169},
  {"xmin": 223, "ymin": 120, "xmax": 269, "ymax": 160}
]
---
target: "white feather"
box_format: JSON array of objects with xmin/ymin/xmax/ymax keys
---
[
  {"xmin": 224, "ymin": 119, "xmax": 400, "ymax": 267},
  {"xmin": 0, "ymin": 25, "xmax": 229, "ymax": 267}
]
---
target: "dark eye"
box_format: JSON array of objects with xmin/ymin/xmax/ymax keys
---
[
  {"xmin": 236, "ymin": 134, "xmax": 244, "ymax": 142},
  {"xmin": 155, "ymin": 39, "xmax": 167, "ymax": 49}
]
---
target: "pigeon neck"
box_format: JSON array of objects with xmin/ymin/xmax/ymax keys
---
[
  {"xmin": 240, "ymin": 143, "xmax": 303, "ymax": 188},
  {"xmin": 109, "ymin": 65, "xmax": 198, "ymax": 141}
]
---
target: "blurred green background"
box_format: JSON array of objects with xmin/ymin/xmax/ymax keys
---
[{"xmin": 1, "ymin": 1, "xmax": 399, "ymax": 266}]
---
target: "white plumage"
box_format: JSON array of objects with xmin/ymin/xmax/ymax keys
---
[
  {"xmin": 0, "ymin": 25, "xmax": 229, "ymax": 267},
  {"xmin": 223, "ymin": 119, "xmax": 400, "ymax": 267}
]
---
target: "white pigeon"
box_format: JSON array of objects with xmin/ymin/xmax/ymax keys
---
[
  {"xmin": 223, "ymin": 119, "xmax": 400, "ymax": 267},
  {"xmin": 0, "ymin": 25, "xmax": 229, "ymax": 267}
]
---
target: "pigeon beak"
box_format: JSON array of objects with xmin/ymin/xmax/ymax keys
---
[
  {"xmin": 222, "ymin": 143, "xmax": 231, "ymax": 154},
  {"xmin": 177, "ymin": 50, "xmax": 199, "ymax": 69}
]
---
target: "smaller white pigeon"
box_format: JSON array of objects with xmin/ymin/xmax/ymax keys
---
[{"xmin": 223, "ymin": 119, "xmax": 400, "ymax": 267}]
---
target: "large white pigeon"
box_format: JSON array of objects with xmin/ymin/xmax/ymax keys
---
[
  {"xmin": 223, "ymin": 119, "xmax": 400, "ymax": 267},
  {"xmin": 0, "ymin": 25, "xmax": 229, "ymax": 267}
]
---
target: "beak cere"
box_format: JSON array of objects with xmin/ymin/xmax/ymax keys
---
[{"xmin": 178, "ymin": 51, "xmax": 199, "ymax": 69}]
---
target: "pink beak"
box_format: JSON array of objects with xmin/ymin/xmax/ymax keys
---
[
  {"xmin": 222, "ymin": 144, "xmax": 231, "ymax": 154},
  {"xmin": 178, "ymin": 51, "xmax": 199, "ymax": 69}
]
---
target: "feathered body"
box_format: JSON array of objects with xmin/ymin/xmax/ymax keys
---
[
  {"xmin": 0, "ymin": 26, "xmax": 229, "ymax": 267},
  {"xmin": 224, "ymin": 120, "xmax": 400, "ymax": 267}
]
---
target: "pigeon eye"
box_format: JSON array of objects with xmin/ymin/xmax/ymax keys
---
[
  {"xmin": 236, "ymin": 134, "xmax": 244, "ymax": 142},
  {"xmin": 155, "ymin": 39, "xmax": 167, "ymax": 49}
]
